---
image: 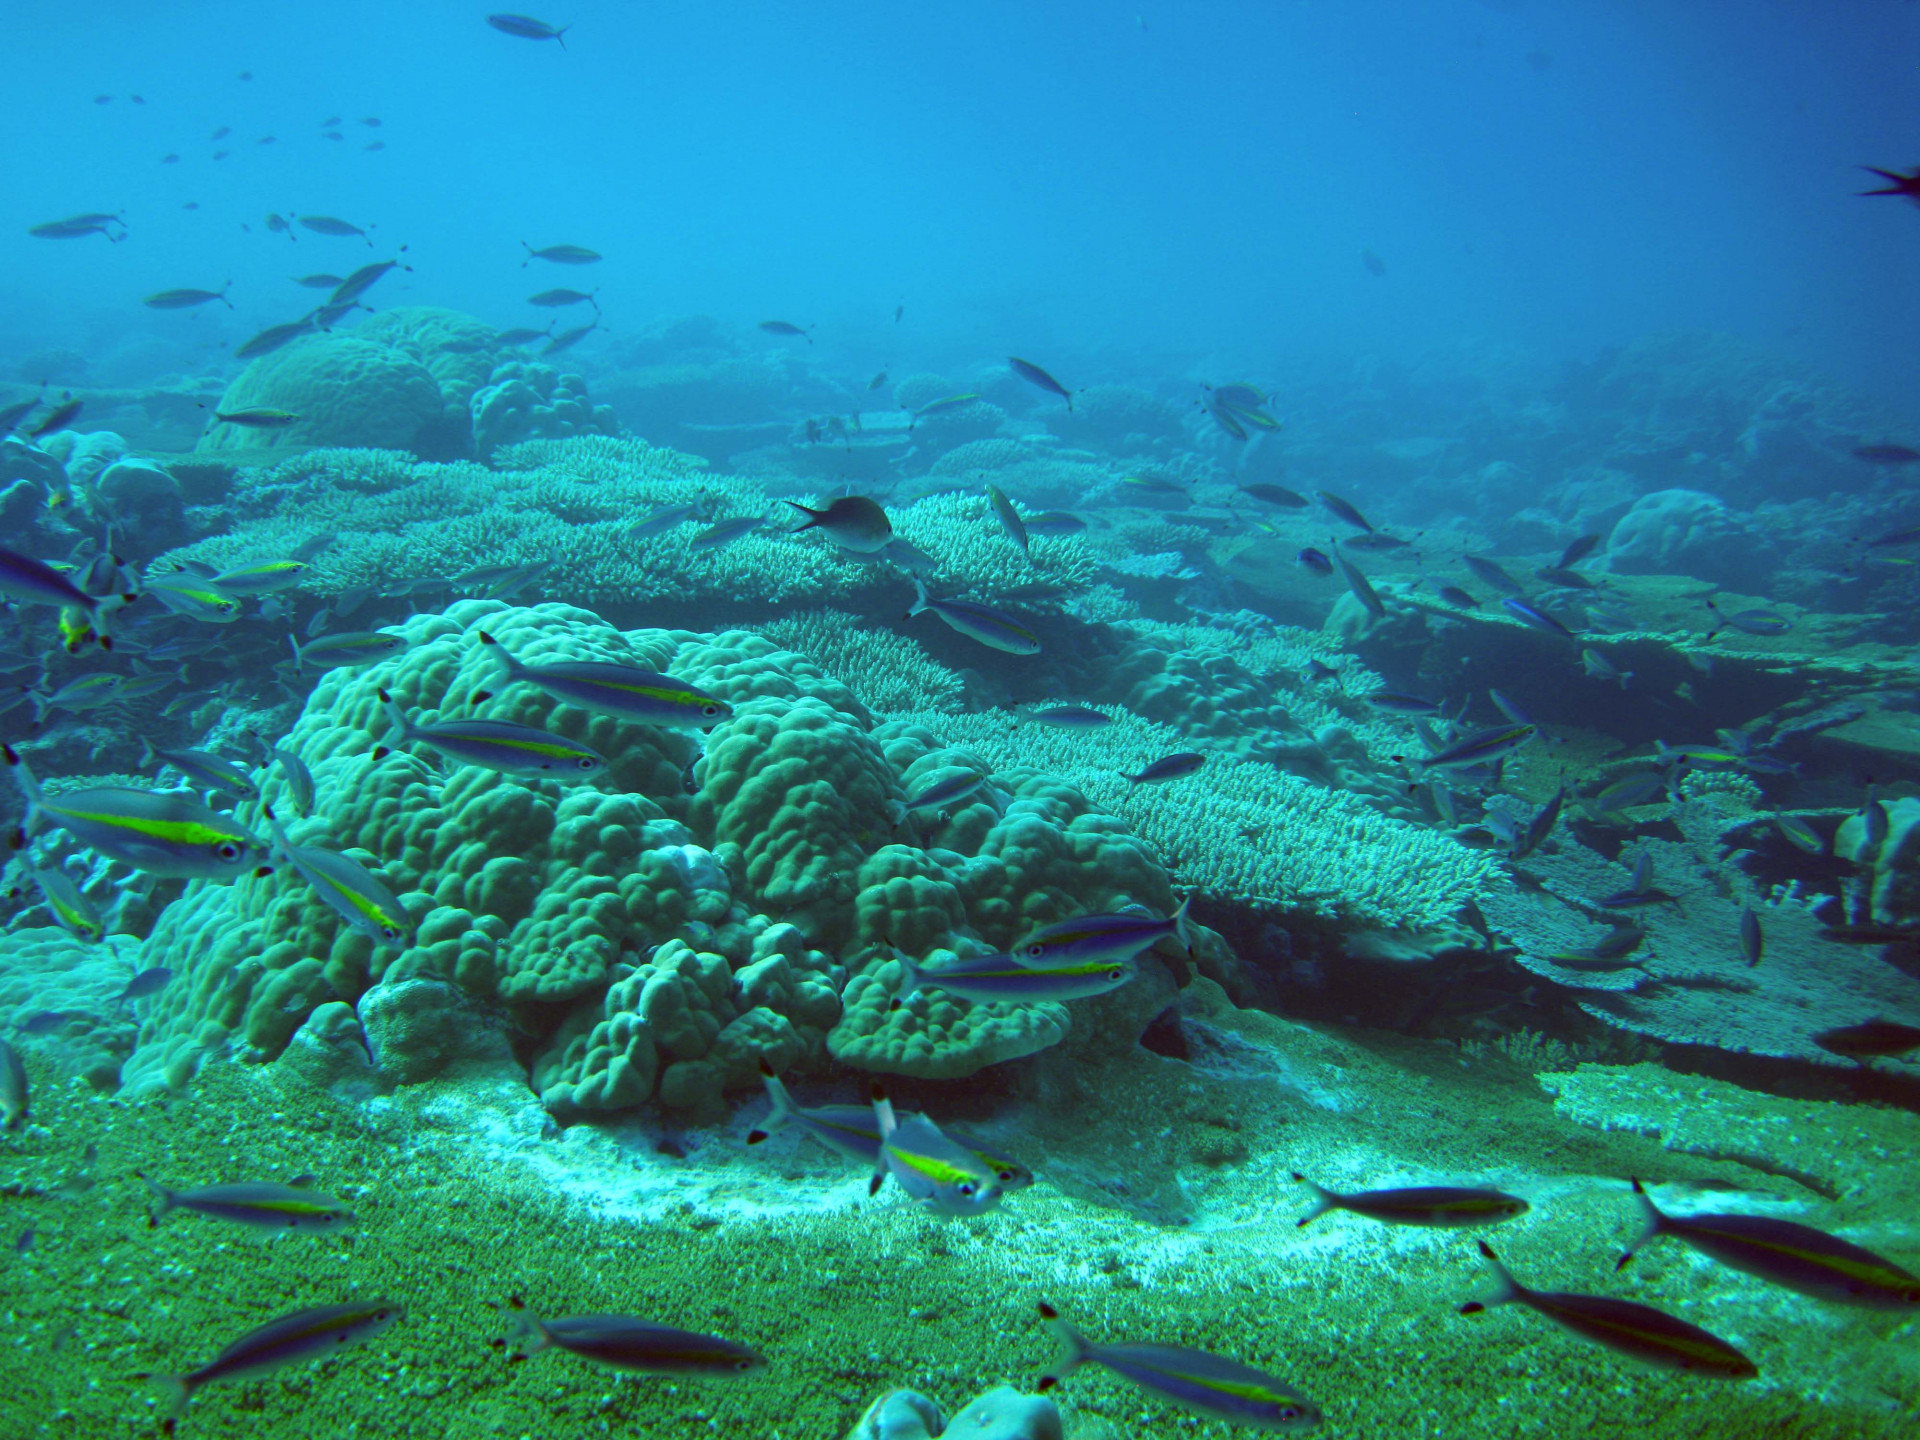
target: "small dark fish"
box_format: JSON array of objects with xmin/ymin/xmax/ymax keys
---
[
  {"xmin": 1813, "ymin": 1019, "xmax": 1920, "ymax": 1059},
  {"xmin": 513, "ymin": 1311, "xmax": 766, "ymax": 1375},
  {"xmin": 330, "ymin": 258, "xmax": 407, "ymax": 305},
  {"xmin": 1123, "ymin": 753, "xmax": 1205, "ymax": 784},
  {"xmin": 528, "ymin": 287, "xmax": 597, "ymax": 308},
  {"xmin": 498, "ymin": 326, "xmax": 551, "ymax": 346},
  {"xmin": 1366, "ymin": 692, "xmax": 1443, "ymax": 715},
  {"xmin": 1412, "ymin": 725, "xmax": 1537, "ymax": 772},
  {"xmin": 1296, "ymin": 547, "xmax": 1333, "ymax": 577},
  {"xmin": 1008, "ymin": 356, "xmax": 1072, "ymax": 409},
  {"xmin": 211, "ymin": 125, "xmax": 231, "ymax": 140},
  {"xmin": 0, "ymin": 398, "xmax": 39, "ymax": 435},
  {"xmin": 234, "ymin": 321, "xmax": 314, "ymax": 360},
  {"xmin": 160, "ymin": 153, "xmax": 179, "ymax": 163},
  {"xmin": 20, "ymin": 1011, "xmax": 68, "ymax": 1035},
  {"xmin": 488, "ymin": 13, "xmax": 571, "ymax": 46},
  {"xmin": 153, "ymin": 1302, "xmax": 402, "ymax": 1411},
  {"xmin": 1534, "ymin": 566, "xmax": 1596, "ymax": 589},
  {"xmin": 214, "ymin": 407, "xmax": 300, "ymax": 428},
  {"xmin": 118, "ymin": 967, "xmax": 174, "ymax": 1002},
  {"xmin": 1463, "ymin": 555, "xmax": 1525, "ymax": 594},
  {"xmin": 298, "ymin": 215, "xmax": 373, "ymax": 243},
  {"xmin": 1434, "ymin": 585, "xmax": 1480, "ymax": 608},
  {"xmin": 14, "ymin": 1228, "xmax": 32, "ymax": 1255},
  {"xmin": 1361, "ymin": 249, "xmax": 1386, "ymax": 276},
  {"xmin": 1316, "ymin": 490, "xmax": 1373, "ymax": 533},
  {"xmin": 361, "ymin": 116, "xmax": 381, "ymax": 127},
  {"xmin": 690, "ymin": 517, "xmax": 762, "ymax": 549},
  {"xmin": 1853, "ymin": 444, "xmax": 1920, "ymax": 466},
  {"xmin": 986, "ymin": 483, "xmax": 1028, "ymax": 554},
  {"xmin": 293, "ymin": 273, "xmax": 344, "ymax": 289},
  {"xmin": 522, "ymin": 242, "xmax": 601, "ymax": 266},
  {"xmin": 1704, "ymin": 599, "xmax": 1791, "ymax": 641},
  {"xmin": 1345, "ymin": 533, "xmax": 1414, "ymax": 551},
  {"xmin": 1238, "ymin": 483, "xmax": 1309, "ymax": 508},
  {"xmin": 364, "ymin": 140, "xmax": 386, "ymax": 151},
  {"xmin": 758, "ymin": 320, "xmax": 812, "ymax": 342},
  {"xmin": 1503, "ymin": 597, "xmax": 1578, "ymax": 641},
  {"xmin": 1558, "ymin": 533, "xmax": 1603, "ymax": 569},
  {"xmin": 1293, "ymin": 1174, "xmax": 1527, "ymax": 1228},
  {"xmin": 321, "ymin": 116, "xmax": 341, "ymax": 126},
  {"xmin": 1513, "ymin": 786, "xmax": 1566, "ymax": 860},
  {"xmin": 1739, "ymin": 905, "xmax": 1763, "ymax": 967},
  {"xmin": 544, "ymin": 321, "xmax": 598, "ymax": 355},
  {"xmin": 1206, "ymin": 402, "xmax": 1248, "ymax": 440},
  {"xmin": 1024, "ymin": 511, "xmax": 1086, "ymax": 536},
  {"xmin": 28, "ymin": 399, "xmax": 83, "ymax": 437},
  {"xmin": 867, "ymin": 371, "xmax": 887, "ymax": 390},
  {"xmin": 1334, "ymin": 547, "xmax": 1386, "ymax": 618}
]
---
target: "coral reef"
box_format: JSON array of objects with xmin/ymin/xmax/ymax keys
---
[
  {"xmin": 1605, "ymin": 488, "xmax": 1777, "ymax": 589},
  {"xmin": 469, "ymin": 360, "xmax": 619, "ymax": 458},
  {"xmin": 197, "ymin": 333, "xmax": 448, "ymax": 457}
]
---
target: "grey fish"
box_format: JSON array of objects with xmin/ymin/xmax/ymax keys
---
[
  {"xmin": 153, "ymin": 1302, "xmax": 402, "ymax": 1411},
  {"xmin": 1123, "ymin": 752, "xmax": 1205, "ymax": 784},
  {"xmin": 904, "ymin": 768, "xmax": 989, "ymax": 812},
  {"xmin": 489, "ymin": 12, "xmax": 570, "ymax": 45},
  {"xmin": 1512, "ymin": 786, "xmax": 1566, "ymax": 860},
  {"xmin": 1705, "ymin": 599, "xmax": 1792, "ymax": 641},
  {"xmin": 329, "ymin": 259, "xmax": 406, "ymax": 304},
  {"xmin": 1316, "ymin": 490, "xmax": 1374, "ymax": 533},
  {"xmin": 759, "ymin": 319, "xmax": 812, "ymax": 341},
  {"xmin": 1412, "ymin": 725, "xmax": 1537, "ymax": 771},
  {"xmin": 289, "ymin": 630, "xmax": 409, "ymax": 670},
  {"xmin": 1008, "ymin": 356, "xmax": 1072, "ymax": 408},
  {"xmin": 1296, "ymin": 547, "xmax": 1333, "ymax": 578},
  {"xmin": 1037, "ymin": 1303, "xmax": 1321, "ymax": 1430},
  {"xmin": 783, "ymin": 496, "xmax": 892, "ymax": 553},
  {"xmin": 513, "ymin": 1312, "xmax": 767, "ymax": 1374},
  {"xmin": 292, "ymin": 273, "xmax": 343, "ymax": 288},
  {"xmin": 118, "ymin": 968, "xmax": 174, "ymax": 1002},
  {"xmin": 544, "ymin": 321, "xmax": 598, "ymax": 354},
  {"xmin": 1619, "ymin": 1178, "xmax": 1920, "ymax": 1309},
  {"xmin": 907, "ymin": 578, "xmax": 1040, "ymax": 654},
  {"xmin": 266, "ymin": 810, "xmax": 414, "ymax": 947},
  {"xmin": 27, "ymin": 398, "xmax": 83, "ymax": 437},
  {"xmin": 271, "ymin": 744, "xmax": 316, "ymax": 814},
  {"xmin": 1432, "ymin": 581, "xmax": 1479, "ymax": 606},
  {"xmin": 376, "ymin": 690, "xmax": 608, "ymax": 778},
  {"xmin": 1238, "ymin": 483, "xmax": 1309, "ymax": 508},
  {"xmin": 1366, "ymin": 692, "xmax": 1442, "ymax": 715},
  {"xmin": 1581, "ymin": 648, "xmax": 1631, "ymax": 689},
  {"xmin": 1017, "ymin": 703, "xmax": 1110, "ymax": 728},
  {"xmin": 1292, "ymin": 1173, "xmax": 1527, "ymax": 1228},
  {"xmin": 1463, "ymin": 555, "xmax": 1525, "ymax": 594},
  {"xmin": 144, "ymin": 285, "xmax": 232, "ymax": 310},
  {"xmin": 233, "ymin": 320, "xmax": 314, "ymax": 360},
  {"xmin": 1345, "ymin": 532, "xmax": 1414, "ymax": 551},
  {"xmin": 691, "ymin": 516, "xmax": 762, "ymax": 549},
  {"xmin": 1558, "ymin": 533, "xmax": 1603, "ymax": 568},
  {"xmin": 474, "ymin": 630, "xmax": 732, "ymax": 729},
  {"xmin": 528, "ymin": 287, "xmax": 597, "ymax": 307},
  {"xmin": 1502, "ymin": 597, "xmax": 1578, "ymax": 641},
  {"xmin": 141, "ymin": 1173, "xmax": 354, "ymax": 1231},
  {"xmin": 1460, "ymin": 1242, "xmax": 1756, "ymax": 1379},
  {"xmin": 298, "ymin": 214, "xmax": 372, "ymax": 243},
  {"xmin": 523, "ymin": 242, "xmax": 601, "ymax": 265},
  {"xmin": 498, "ymin": 326, "xmax": 551, "ymax": 346},
  {"xmin": 149, "ymin": 745, "xmax": 258, "ymax": 798},
  {"xmin": 1014, "ymin": 899, "xmax": 1191, "ymax": 966},
  {"xmin": 869, "ymin": 1086, "xmax": 1003, "ymax": 1214},
  {"xmin": 1333, "ymin": 546, "xmax": 1385, "ymax": 618},
  {"xmin": 986, "ymin": 483, "xmax": 1029, "ymax": 554},
  {"xmin": 1739, "ymin": 905, "xmax": 1763, "ymax": 967}
]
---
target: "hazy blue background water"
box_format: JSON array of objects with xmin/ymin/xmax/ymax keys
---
[{"xmin": 6, "ymin": 1, "xmax": 1919, "ymax": 401}]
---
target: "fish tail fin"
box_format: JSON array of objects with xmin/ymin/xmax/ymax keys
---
[
  {"xmin": 1290, "ymin": 1171, "xmax": 1338, "ymax": 1227},
  {"xmin": 376, "ymin": 688, "xmax": 409, "ymax": 745},
  {"xmin": 1618, "ymin": 670, "xmax": 1633, "ymax": 691},
  {"xmin": 134, "ymin": 1170, "xmax": 174, "ymax": 1226},
  {"xmin": 781, "ymin": 499, "xmax": 820, "ymax": 532},
  {"xmin": 474, "ymin": 630, "xmax": 516, "ymax": 683},
  {"xmin": 555, "ymin": 25, "xmax": 569, "ymax": 48},
  {"xmin": 888, "ymin": 947, "xmax": 921, "ymax": 1007},
  {"xmin": 1616, "ymin": 1177, "xmax": 1666, "ymax": 1270},
  {"xmin": 261, "ymin": 805, "xmax": 293, "ymax": 861},
  {"xmin": 153, "ymin": 1373, "xmax": 193, "ymax": 1415},
  {"xmin": 287, "ymin": 632, "xmax": 305, "ymax": 668},
  {"xmin": 748, "ymin": 1060, "xmax": 794, "ymax": 1144},
  {"xmin": 1035, "ymin": 1301, "xmax": 1093, "ymax": 1389},
  {"xmin": 1171, "ymin": 893, "xmax": 1194, "ymax": 955},
  {"xmin": 2, "ymin": 745, "xmax": 46, "ymax": 842},
  {"xmin": 1460, "ymin": 1240, "xmax": 1523, "ymax": 1313},
  {"xmin": 868, "ymin": 1083, "xmax": 899, "ymax": 1195},
  {"xmin": 907, "ymin": 575, "xmax": 930, "ymax": 618},
  {"xmin": 507, "ymin": 1307, "xmax": 556, "ymax": 1356}
]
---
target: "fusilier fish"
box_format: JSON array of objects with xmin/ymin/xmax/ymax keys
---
[
  {"xmin": 869, "ymin": 1085, "xmax": 1002, "ymax": 1215},
  {"xmin": 28, "ymin": 866, "xmax": 103, "ymax": 942},
  {"xmin": 266, "ymin": 809, "xmax": 414, "ymax": 947},
  {"xmin": 271, "ymin": 744, "xmax": 316, "ymax": 814},
  {"xmin": 1502, "ymin": 596, "xmax": 1578, "ymax": 640},
  {"xmin": 908, "ymin": 577, "xmax": 1040, "ymax": 654},
  {"xmin": 1013, "ymin": 899, "xmax": 1191, "ymax": 966},
  {"xmin": 1016, "ymin": 703, "xmax": 1110, "ymax": 728},
  {"xmin": 141, "ymin": 569, "xmax": 239, "ymax": 622},
  {"xmin": 1463, "ymin": 555, "xmax": 1525, "ymax": 594},
  {"xmin": 211, "ymin": 560, "xmax": 308, "ymax": 594},
  {"xmin": 376, "ymin": 690, "xmax": 608, "ymax": 778},
  {"xmin": 233, "ymin": 321, "xmax": 315, "ymax": 359},
  {"xmin": 1123, "ymin": 752, "xmax": 1204, "ymax": 783},
  {"xmin": 144, "ymin": 284, "xmax": 232, "ymax": 309},
  {"xmin": 1316, "ymin": 490, "xmax": 1374, "ymax": 533},
  {"xmin": 1008, "ymin": 356, "xmax": 1072, "ymax": 409},
  {"xmin": 289, "ymin": 630, "xmax": 409, "ymax": 670},
  {"xmin": 1704, "ymin": 598, "xmax": 1792, "ymax": 640},
  {"xmin": 691, "ymin": 516, "xmax": 762, "ymax": 549},
  {"xmin": 512, "ymin": 1311, "xmax": 767, "ymax": 1375},
  {"xmin": 759, "ymin": 319, "xmax": 812, "ymax": 341},
  {"xmin": 1581, "ymin": 648, "xmax": 1632, "ymax": 689},
  {"xmin": 298, "ymin": 214, "xmax": 373, "ymax": 243},
  {"xmin": 151, "ymin": 1302, "xmax": 402, "ymax": 1411},
  {"xmin": 0, "ymin": 544, "xmax": 133, "ymax": 645},
  {"xmin": 147, "ymin": 744, "xmax": 259, "ymax": 798},
  {"xmin": 1459, "ymin": 1242, "xmax": 1756, "ymax": 1378},
  {"xmin": 1619, "ymin": 1178, "xmax": 1920, "ymax": 1309},
  {"xmin": 329, "ymin": 259, "xmax": 407, "ymax": 304},
  {"xmin": 892, "ymin": 949, "xmax": 1135, "ymax": 1005},
  {"xmin": 1292, "ymin": 1173, "xmax": 1527, "ymax": 1228},
  {"xmin": 1333, "ymin": 546, "xmax": 1385, "ymax": 618},
  {"xmin": 543, "ymin": 321, "xmax": 598, "ymax": 354},
  {"xmin": 140, "ymin": 1172, "xmax": 354, "ymax": 1231},
  {"xmin": 1411, "ymin": 725, "xmax": 1537, "ymax": 771},
  {"xmin": 1036, "ymin": 1303, "xmax": 1321, "ymax": 1430},
  {"xmin": 1558, "ymin": 533, "xmax": 1603, "ymax": 568},
  {"xmin": 910, "ymin": 393, "xmax": 981, "ymax": 423},
  {"xmin": 1238, "ymin": 483, "xmax": 1309, "ymax": 508},
  {"xmin": 904, "ymin": 768, "xmax": 988, "ymax": 812},
  {"xmin": 527, "ymin": 287, "xmax": 597, "ymax": 308},
  {"xmin": 5, "ymin": 746, "xmax": 268, "ymax": 880},
  {"xmin": 118, "ymin": 967, "xmax": 174, "ymax": 1001},
  {"xmin": 782, "ymin": 496, "xmax": 892, "ymax": 552},
  {"xmin": 474, "ymin": 631, "xmax": 732, "ymax": 728},
  {"xmin": 986, "ymin": 483, "xmax": 1029, "ymax": 554},
  {"xmin": 523, "ymin": 242, "xmax": 601, "ymax": 265},
  {"xmin": 29, "ymin": 397, "xmax": 84, "ymax": 436}
]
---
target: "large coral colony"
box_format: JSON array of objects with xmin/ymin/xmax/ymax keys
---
[{"xmin": 5, "ymin": 274, "xmax": 1920, "ymax": 1438}]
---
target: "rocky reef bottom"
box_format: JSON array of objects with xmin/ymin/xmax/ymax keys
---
[{"xmin": 1, "ymin": 979, "xmax": 1914, "ymax": 1437}]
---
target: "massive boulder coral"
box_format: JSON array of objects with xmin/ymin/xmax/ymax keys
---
[
  {"xmin": 1604, "ymin": 487, "xmax": 1776, "ymax": 590},
  {"xmin": 118, "ymin": 598, "xmax": 1212, "ymax": 1108},
  {"xmin": 470, "ymin": 360, "xmax": 619, "ymax": 458},
  {"xmin": 197, "ymin": 332, "xmax": 447, "ymax": 457}
]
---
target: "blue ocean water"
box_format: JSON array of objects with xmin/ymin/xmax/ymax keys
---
[{"xmin": 3, "ymin": 3, "xmax": 1920, "ymax": 1436}]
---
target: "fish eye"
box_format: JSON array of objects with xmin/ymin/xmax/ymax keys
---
[
  {"xmin": 216, "ymin": 841, "xmax": 242, "ymax": 861},
  {"xmin": 577, "ymin": 756, "xmax": 597, "ymax": 770},
  {"xmin": 1107, "ymin": 967, "xmax": 1123, "ymax": 980},
  {"xmin": 703, "ymin": 703, "xmax": 723, "ymax": 717},
  {"xmin": 381, "ymin": 925, "xmax": 404, "ymax": 942},
  {"xmin": 1023, "ymin": 944, "xmax": 1043, "ymax": 959},
  {"xmin": 957, "ymin": 1182, "xmax": 976, "ymax": 1197}
]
